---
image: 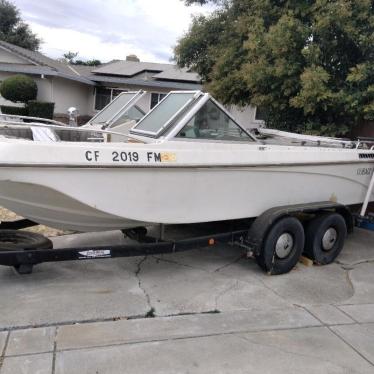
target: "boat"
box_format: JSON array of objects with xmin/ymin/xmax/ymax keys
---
[{"xmin": 0, "ymin": 90, "xmax": 373, "ymax": 232}]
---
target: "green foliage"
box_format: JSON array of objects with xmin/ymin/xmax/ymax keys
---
[
  {"xmin": 0, "ymin": 0, "xmax": 40, "ymax": 51},
  {"xmin": 176, "ymin": 0, "xmax": 374, "ymax": 136},
  {"xmin": 184, "ymin": 0, "xmax": 223, "ymax": 4},
  {"xmin": 0, "ymin": 105, "xmax": 28, "ymax": 116},
  {"xmin": 63, "ymin": 51, "xmax": 78, "ymax": 63},
  {"xmin": 27, "ymin": 101, "xmax": 55, "ymax": 119},
  {"xmin": 73, "ymin": 59, "xmax": 102, "ymax": 66},
  {"xmin": 62, "ymin": 51, "xmax": 101, "ymax": 66},
  {"xmin": 145, "ymin": 308, "xmax": 156, "ymax": 318},
  {"xmin": 0, "ymin": 74, "xmax": 37, "ymax": 103}
]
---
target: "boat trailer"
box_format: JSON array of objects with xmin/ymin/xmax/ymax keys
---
[{"xmin": 1, "ymin": 198, "xmax": 372, "ymax": 276}]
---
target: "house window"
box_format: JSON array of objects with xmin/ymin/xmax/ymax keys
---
[
  {"xmin": 95, "ymin": 87, "xmax": 127, "ymax": 110},
  {"xmin": 111, "ymin": 89, "xmax": 124, "ymax": 99},
  {"xmin": 150, "ymin": 92, "xmax": 167, "ymax": 109}
]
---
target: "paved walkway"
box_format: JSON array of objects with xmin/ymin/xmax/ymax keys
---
[{"xmin": 0, "ymin": 228, "xmax": 373, "ymax": 373}]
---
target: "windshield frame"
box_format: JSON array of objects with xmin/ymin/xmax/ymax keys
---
[
  {"xmin": 88, "ymin": 90, "xmax": 146, "ymax": 129},
  {"xmin": 163, "ymin": 93, "xmax": 258, "ymax": 143},
  {"xmin": 130, "ymin": 91, "xmax": 202, "ymax": 138}
]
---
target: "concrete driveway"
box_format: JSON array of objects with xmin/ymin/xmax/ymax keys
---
[{"xmin": 0, "ymin": 227, "xmax": 373, "ymax": 373}]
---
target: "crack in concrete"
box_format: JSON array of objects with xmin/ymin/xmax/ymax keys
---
[
  {"xmin": 333, "ymin": 306, "xmax": 360, "ymax": 323},
  {"xmin": 0, "ymin": 331, "xmax": 10, "ymax": 372},
  {"xmin": 335, "ymin": 263, "xmax": 357, "ymax": 304},
  {"xmin": 335, "ymin": 259, "xmax": 374, "ymax": 305},
  {"xmin": 249, "ymin": 274, "xmax": 289, "ymax": 303},
  {"xmin": 152, "ymin": 256, "xmax": 200, "ymax": 270},
  {"xmin": 237, "ymin": 333, "xmax": 368, "ymax": 373},
  {"xmin": 337, "ymin": 258, "xmax": 374, "ymax": 268},
  {"xmin": 214, "ymin": 280, "xmax": 239, "ymax": 311},
  {"xmin": 213, "ymin": 255, "xmax": 246, "ymax": 272},
  {"xmin": 52, "ymin": 324, "xmax": 332, "ymax": 356},
  {"xmin": 345, "ymin": 269, "xmax": 356, "ymax": 297},
  {"xmin": 328, "ymin": 326, "xmax": 374, "ymax": 368},
  {"xmin": 135, "ymin": 256, "xmax": 154, "ymax": 315},
  {"xmin": 301, "ymin": 300, "xmax": 374, "ymax": 367},
  {"xmin": 51, "ymin": 327, "xmax": 58, "ymax": 374},
  {"xmin": 153, "ymin": 252, "xmax": 247, "ymax": 274}
]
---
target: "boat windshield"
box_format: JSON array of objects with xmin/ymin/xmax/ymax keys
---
[
  {"xmin": 89, "ymin": 92, "xmax": 143, "ymax": 127},
  {"xmin": 109, "ymin": 105, "xmax": 145, "ymax": 128},
  {"xmin": 176, "ymin": 99, "xmax": 253, "ymax": 142},
  {"xmin": 131, "ymin": 92, "xmax": 197, "ymax": 137}
]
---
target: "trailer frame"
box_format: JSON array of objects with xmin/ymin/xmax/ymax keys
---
[{"xmin": 1, "ymin": 200, "xmax": 367, "ymax": 275}]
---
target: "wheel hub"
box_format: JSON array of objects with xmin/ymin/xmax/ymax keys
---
[
  {"xmin": 322, "ymin": 227, "xmax": 337, "ymax": 251},
  {"xmin": 275, "ymin": 233, "xmax": 294, "ymax": 259}
]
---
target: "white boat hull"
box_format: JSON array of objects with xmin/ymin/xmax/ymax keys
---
[{"xmin": 0, "ymin": 160, "xmax": 373, "ymax": 232}]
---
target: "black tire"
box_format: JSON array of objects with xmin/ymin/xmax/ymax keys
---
[
  {"xmin": 304, "ymin": 213, "xmax": 347, "ymax": 265},
  {"xmin": 255, "ymin": 216, "xmax": 305, "ymax": 275},
  {"xmin": 0, "ymin": 230, "xmax": 53, "ymax": 251}
]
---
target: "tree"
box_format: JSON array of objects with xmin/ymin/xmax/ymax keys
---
[
  {"xmin": 0, "ymin": 0, "xmax": 40, "ymax": 51},
  {"xmin": 73, "ymin": 59, "xmax": 102, "ymax": 66},
  {"xmin": 62, "ymin": 51, "xmax": 78, "ymax": 64},
  {"xmin": 175, "ymin": 0, "xmax": 374, "ymax": 136},
  {"xmin": 61, "ymin": 52, "xmax": 101, "ymax": 66},
  {"xmin": 0, "ymin": 74, "xmax": 37, "ymax": 103}
]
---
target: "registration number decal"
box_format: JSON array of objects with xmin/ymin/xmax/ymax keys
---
[{"xmin": 84, "ymin": 150, "xmax": 177, "ymax": 163}]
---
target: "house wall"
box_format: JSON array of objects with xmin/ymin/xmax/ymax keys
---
[
  {"xmin": 87, "ymin": 84, "xmax": 171, "ymax": 116},
  {"xmin": 0, "ymin": 71, "xmax": 92, "ymax": 119},
  {"xmin": 34, "ymin": 76, "xmax": 53, "ymax": 102},
  {"xmin": 50, "ymin": 77, "xmax": 91, "ymax": 116},
  {"xmin": 227, "ymin": 104, "xmax": 265, "ymax": 129}
]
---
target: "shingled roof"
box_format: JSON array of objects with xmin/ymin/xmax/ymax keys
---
[
  {"xmin": 0, "ymin": 40, "xmax": 94, "ymax": 84},
  {"xmin": 0, "ymin": 41, "xmax": 202, "ymax": 88},
  {"xmin": 92, "ymin": 60, "xmax": 201, "ymax": 83}
]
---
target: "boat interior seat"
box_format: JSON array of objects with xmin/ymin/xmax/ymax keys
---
[
  {"xmin": 56, "ymin": 130, "xmax": 104, "ymax": 142},
  {"xmin": 107, "ymin": 120, "xmax": 136, "ymax": 142},
  {"xmin": 0, "ymin": 127, "xmax": 33, "ymax": 140}
]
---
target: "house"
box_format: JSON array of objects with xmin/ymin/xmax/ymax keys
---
[{"xmin": 0, "ymin": 40, "xmax": 262, "ymax": 127}]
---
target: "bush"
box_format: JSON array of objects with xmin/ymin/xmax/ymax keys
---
[
  {"xmin": 27, "ymin": 101, "xmax": 55, "ymax": 119},
  {"xmin": 0, "ymin": 105, "xmax": 28, "ymax": 116},
  {"xmin": 0, "ymin": 74, "xmax": 37, "ymax": 103}
]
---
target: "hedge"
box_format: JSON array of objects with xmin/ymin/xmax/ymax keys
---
[
  {"xmin": 0, "ymin": 75, "xmax": 37, "ymax": 103},
  {"xmin": 27, "ymin": 101, "xmax": 55, "ymax": 119},
  {"xmin": 0, "ymin": 105, "xmax": 29, "ymax": 116}
]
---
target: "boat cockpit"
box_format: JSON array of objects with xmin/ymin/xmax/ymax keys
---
[
  {"xmin": 0, "ymin": 89, "xmax": 369, "ymax": 149},
  {"xmin": 0, "ymin": 90, "xmax": 258, "ymax": 145}
]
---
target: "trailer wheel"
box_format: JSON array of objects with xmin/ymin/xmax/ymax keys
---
[
  {"xmin": 0, "ymin": 230, "xmax": 52, "ymax": 251},
  {"xmin": 255, "ymin": 217, "xmax": 304, "ymax": 275},
  {"xmin": 304, "ymin": 213, "xmax": 347, "ymax": 265}
]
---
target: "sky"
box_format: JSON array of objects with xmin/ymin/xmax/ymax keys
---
[{"xmin": 12, "ymin": 0, "xmax": 213, "ymax": 63}]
